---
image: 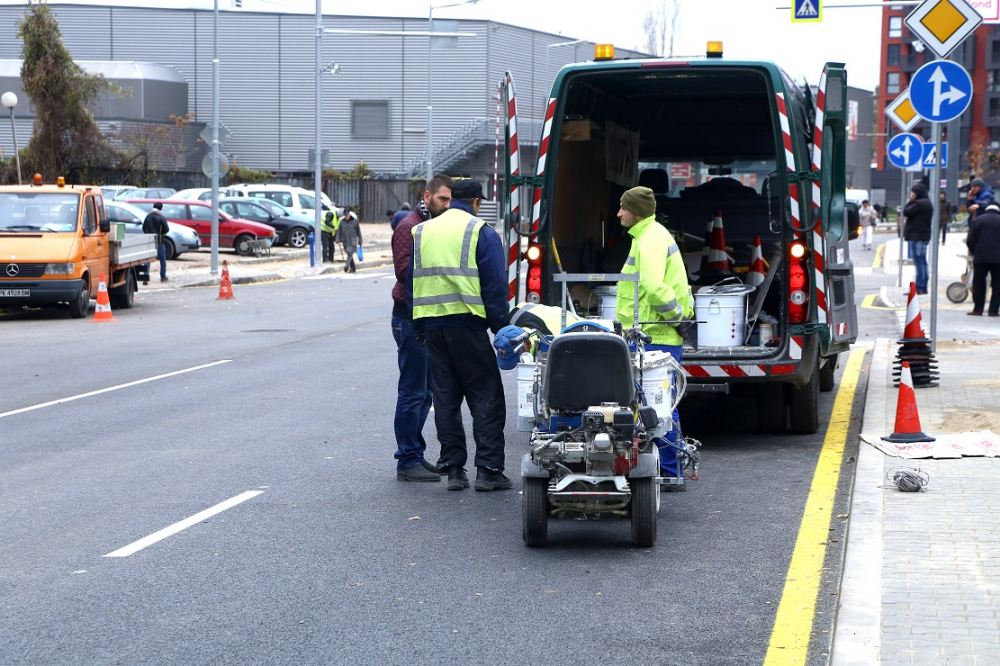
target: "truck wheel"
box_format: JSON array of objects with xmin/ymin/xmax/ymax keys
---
[
  {"xmin": 630, "ymin": 477, "xmax": 657, "ymax": 547},
  {"xmin": 522, "ymin": 478, "xmax": 549, "ymax": 547},
  {"xmin": 68, "ymin": 280, "xmax": 90, "ymax": 319},
  {"xmin": 235, "ymin": 234, "xmax": 255, "ymax": 256},
  {"xmin": 288, "ymin": 227, "xmax": 309, "ymax": 248},
  {"xmin": 163, "ymin": 238, "xmax": 177, "ymax": 260},
  {"xmin": 112, "ymin": 271, "xmax": 136, "ymax": 310},
  {"xmin": 790, "ymin": 362, "xmax": 820, "ymax": 434},
  {"xmin": 820, "ymin": 353, "xmax": 837, "ymax": 393},
  {"xmin": 756, "ymin": 383, "xmax": 787, "ymax": 433}
]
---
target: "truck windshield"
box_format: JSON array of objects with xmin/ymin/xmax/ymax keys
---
[{"xmin": 0, "ymin": 193, "xmax": 81, "ymax": 233}]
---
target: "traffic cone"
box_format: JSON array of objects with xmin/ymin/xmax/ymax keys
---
[
  {"xmin": 747, "ymin": 235, "xmax": 766, "ymax": 287},
  {"xmin": 218, "ymin": 261, "xmax": 235, "ymax": 300},
  {"xmin": 882, "ymin": 362, "xmax": 935, "ymax": 443},
  {"xmin": 705, "ymin": 210, "xmax": 729, "ymax": 272},
  {"xmin": 901, "ymin": 282, "xmax": 927, "ymax": 341},
  {"xmin": 89, "ymin": 273, "xmax": 116, "ymax": 322},
  {"xmin": 699, "ymin": 214, "xmax": 714, "ymax": 265}
]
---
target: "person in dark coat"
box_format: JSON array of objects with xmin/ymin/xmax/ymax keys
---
[
  {"xmin": 142, "ymin": 202, "xmax": 171, "ymax": 282},
  {"xmin": 939, "ymin": 191, "xmax": 952, "ymax": 245},
  {"xmin": 903, "ymin": 182, "xmax": 933, "ymax": 295},
  {"xmin": 337, "ymin": 211, "xmax": 363, "ymax": 273},
  {"xmin": 391, "ymin": 203, "xmax": 411, "ymax": 231},
  {"xmin": 966, "ymin": 178, "xmax": 996, "ymax": 222},
  {"xmin": 966, "ymin": 203, "xmax": 1000, "ymax": 316}
]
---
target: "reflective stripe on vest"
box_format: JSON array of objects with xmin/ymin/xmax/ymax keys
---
[{"xmin": 412, "ymin": 210, "xmax": 486, "ymax": 319}]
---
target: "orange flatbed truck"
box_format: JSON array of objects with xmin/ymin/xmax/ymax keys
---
[{"xmin": 0, "ymin": 175, "xmax": 156, "ymax": 318}]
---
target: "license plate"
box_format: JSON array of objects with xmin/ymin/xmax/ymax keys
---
[{"xmin": 0, "ymin": 289, "xmax": 29, "ymax": 297}]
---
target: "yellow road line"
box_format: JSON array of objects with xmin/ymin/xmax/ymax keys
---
[
  {"xmin": 873, "ymin": 242, "xmax": 886, "ymax": 269},
  {"xmin": 860, "ymin": 293, "xmax": 900, "ymax": 311},
  {"xmin": 763, "ymin": 347, "xmax": 866, "ymax": 665}
]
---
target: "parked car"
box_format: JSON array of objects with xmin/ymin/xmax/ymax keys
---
[
  {"xmin": 218, "ymin": 198, "xmax": 313, "ymax": 248},
  {"xmin": 101, "ymin": 185, "xmax": 136, "ymax": 200},
  {"xmin": 127, "ymin": 199, "xmax": 276, "ymax": 256},
  {"xmin": 226, "ymin": 183, "xmax": 333, "ymax": 219},
  {"xmin": 173, "ymin": 187, "xmax": 243, "ymax": 201},
  {"xmin": 104, "ymin": 201, "xmax": 201, "ymax": 259},
  {"xmin": 240, "ymin": 196, "xmax": 314, "ymax": 225},
  {"xmin": 114, "ymin": 187, "xmax": 177, "ymax": 201}
]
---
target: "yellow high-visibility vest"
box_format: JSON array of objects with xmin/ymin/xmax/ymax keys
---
[{"xmin": 411, "ymin": 208, "xmax": 486, "ymax": 320}]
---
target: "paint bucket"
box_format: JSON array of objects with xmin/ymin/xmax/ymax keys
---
[
  {"xmin": 593, "ymin": 285, "xmax": 618, "ymax": 320},
  {"xmin": 641, "ymin": 351, "xmax": 676, "ymax": 426},
  {"xmin": 694, "ymin": 284, "xmax": 754, "ymax": 347},
  {"xmin": 758, "ymin": 323, "xmax": 774, "ymax": 346},
  {"xmin": 516, "ymin": 360, "xmax": 538, "ymax": 431}
]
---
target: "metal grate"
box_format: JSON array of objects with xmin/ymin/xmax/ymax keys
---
[{"xmin": 2, "ymin": 263, "xmax": 45, "ymax": 278}]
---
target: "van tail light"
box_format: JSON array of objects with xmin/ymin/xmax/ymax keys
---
[
  {"xmin": 524, "ymin": 243, "xmax": 543, "ymax": 304},
  {"xmin": 788, "ymin": 241, "xmax": 808, "ymax": 324}
]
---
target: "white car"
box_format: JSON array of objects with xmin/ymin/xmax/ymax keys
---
[
  {"xmin": 227, "ymin": 183, "xmax": 334, "ymax": 220},
  {"xmin": 173, "ymin": 187, "xmax": 243, "ymax": 201}
]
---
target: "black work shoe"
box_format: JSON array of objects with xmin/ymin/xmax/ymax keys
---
[
  {"xmin": 446, "ymin": 467, "xmax": 469, "ymax": 491},
  {"xmin": 397, "ymin": 465, "xmax": 441, "ymax": 482},
  {"xmin": 421, "ymin": 460, "xmax": 442, "ymax": 474},
  {"xmin": 474, "ymin": 468, "xmax": 513, "ymax": 491}
]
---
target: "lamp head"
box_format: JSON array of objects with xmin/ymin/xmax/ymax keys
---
[{"xmin": 1, "ymin": 92, "xmax": 17, "ymax": 110}]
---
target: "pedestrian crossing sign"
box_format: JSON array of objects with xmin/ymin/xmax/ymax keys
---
[{"xmin": 792, "ymin": 0, "xmax": 822, "ymax": 22}]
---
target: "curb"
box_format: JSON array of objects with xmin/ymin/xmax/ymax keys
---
[{"xmin": 172, "ymin": 257, "xmax": 394, "ymax": 289}]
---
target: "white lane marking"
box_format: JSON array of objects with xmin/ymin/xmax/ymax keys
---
[
  {"xmin": 302, "ymin": 272, "xmax": 390, "ymax": 281},
  {"xmin": 0, "ymin": 360, "xmax": 232, "ymax": 419},
  {"xmin": 104, "ymin": 490, "xmax": 264, "ymax": 558}
]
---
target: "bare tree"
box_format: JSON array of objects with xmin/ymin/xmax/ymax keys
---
[{"xmin": 641, "ymin": 0, "xmax": 682, "ymax": 57}]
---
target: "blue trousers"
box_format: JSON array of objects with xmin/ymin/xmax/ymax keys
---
[
  {"xmin": 908, "ymin": 240, "xmax": 928, "ymax": 293},
  {"xmin": 157, "ymin": 241, "xmax": 167, "ymax": 280},
  {"xmin": 391, "ymin": 316, "xmax": 433, "ymax": 470},
  {"xmin": 646, "ymin": 343, "xmax": 683, "ymax": 476}
]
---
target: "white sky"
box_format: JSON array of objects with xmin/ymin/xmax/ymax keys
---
[{"xmin": 19, "ymin": 0, "xmax": 885, "ymax": 91}]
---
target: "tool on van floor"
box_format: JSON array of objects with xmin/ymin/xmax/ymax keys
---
[
  {"xmin": 892, "ymin": 282, "xmax": 938, "ymax": 388},
  {"xmin": 89, "ymin": 273, "xmax": 116, "ymax": 323}
]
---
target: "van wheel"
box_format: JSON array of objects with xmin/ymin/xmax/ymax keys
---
[
  {"xmin": 756, "ymin": 383, "xmax": 787, "ymax": 433},
  {"xmin": 68, "ymin": 280, "xmax": 90, "ymax": 319},
  {"xmin": 522, "ymin": 478, "xmax": 549, "ymax": 547},
  {"xmin": 790, "ymin": 362, "xmax": 820, "ymax": 434},
  {"xmin": 287, "ymin": 228, "xmax": 309, "ymax": 248},
  {"xmin": 820, "ymin": 353, "xmax": 837, "ymax": 392},
  {"xmin": 234, "ymin": 234, "xmax": 255, "ymax": 256},
  {"xmin": 112, "ymin": 271, "xmax": 136, "ymax": 310}
]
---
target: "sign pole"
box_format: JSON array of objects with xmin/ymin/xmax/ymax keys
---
[
  {"xmin": 898, "ymin": 168, "xmax": 906, "ymax": 288},
  {"xmin": 929, "ymin": 119, "xmax": 942, "ymax": 353}
]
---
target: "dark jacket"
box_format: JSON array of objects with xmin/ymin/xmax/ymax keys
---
[
  {"xmin": 391, "ymin": 208, "xmax": 410, "ymax": 230},
  {"xmin": 967, "ymin": 210, "xmax": 1000, "ymax": 264},
  {"xmin": 142, "ymin": 210, "xmax": 169, "ymax": 242},
  {"xmin": 407, "ymin": 200, "xmax": 508, "ymax": 335},
  {"xmin": 967, "ymin": 185, "xmax": 995, "ymax": 220},
  {"xmin": 391, "ymin": 206, "xmax": 431, "ymax": 319},
  {"xmin": 903, "ymin": 187, "xmax": 933, "ymax": 242},
  {"xmin": 337, "ymin": 214, "xmax": 362, "ymax": 252}
]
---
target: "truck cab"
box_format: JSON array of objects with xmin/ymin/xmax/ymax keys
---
[{"xmin": 501, "ymin": 44, "xmax": 858, "ymax": 433}]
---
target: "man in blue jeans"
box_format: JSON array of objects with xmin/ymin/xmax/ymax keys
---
[
  {"xmin": 390, "ymin": 174, "xmax": 453, "ymax": 481},
  {"xmin": 903, "ymin": 182, "xmax": 933, "ymax": 294},
  {"xmin": 142, "ymin": 202, "xmax": 170, "ymax": 282}
]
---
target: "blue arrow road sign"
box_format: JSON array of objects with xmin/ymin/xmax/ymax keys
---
[
  {"xmin": 887, "ymin": 132, "xmax": 924, "ymax": 169},
  {"xmin": 910, "ymin": 60, "xmax": 973, "ymax": 123},
  {"xmin": 921, "ymin": 142, "xmax": 947, "ymax": 169}
]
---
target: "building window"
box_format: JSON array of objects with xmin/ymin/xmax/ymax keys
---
[
  {"xmin": 989, "ymin": 71, "xmax": 1000, "ymax": 92},
  {"xmin": 990, "ymin": 98, "xmax": 1000, "ymax": 122},
  {"xmin": 887, "ymin": 44, "xmax": 901, "ymax": 66},
  {"xmin": 991, "ymin": 127, "xmax": 1000, "ymax": 150},
  {"xmin": 351, "ymin": 100, "xmax": 390, "ymax": 139},
  {"xmin": 889, "ymin": 16, "xmax": 902, "ymax": 38},
  {"xmin": 887, "ymin": 72, "xmax": 901, "ymax": 94}
]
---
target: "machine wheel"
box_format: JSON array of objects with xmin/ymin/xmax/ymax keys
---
[
  {"xmin": 163, "ymin": 238, "xmax": 177, "ymax": 260},
  {"xmin": 112, "ymin": 271, "xmax": 136, "ymax": 310},
  {"xmin": 68, "ymin": 279, "xmax": 90, "ymax": 319},
  {"xmin": 630, "ymin": 477, "xmax": 657, "ymax": 548},
  {"xmin": 789, "ymin": 362, "xmax": 820, "ymax": 434},
  {"xmin": 819, "ymin": 353, "xmax": 837, "ymax": 393},
  {"xmin": 287, "ymin": 227, "xmax": 309, "ymax": 249},
  {"xmin": 756, "ymin": 383, "xmax": 787, "ymax": 433},
  {"xmin": 946, "ymin": 282, "xmax": 968, "ymax": 304},
  {"xmin": 234, "ymin": 234, "xmax": 256, "ymax": 256},
  {"xmin": 522, "ymin": 478, "xmax": 549, "ymax": 547}
]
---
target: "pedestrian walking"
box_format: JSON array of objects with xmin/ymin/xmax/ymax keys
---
[
  {"xmin": 859, "ymin": 199, "xmax": 878, "ymax": 251},
  {"xmin": 391, "ymin": 203, "xmax": 411, "ymax": 231},
  {"xmin": 939, "ymin": 191, "xmax": 952, "ymax": 246},
  {"xmin": 338, "ymin": 210, "xmax": 362, "ymax": 273},
  {"xmin": 142, "ymin": 202, "xmax": 170, "ymax": 282},
  {"xmin": 903, "ymin": 182, "xmax": 933, "ymax": 295},
  {"xmin": 320, "ymin": 208, "xmax": 340, "ymax": 263},
  {"xmin": 615, "ymin": 185, "xmax": 694, "ymax": 481},
  {"xmin": 391, "ymin": 175, "xmax": 453, "ymax": 482},
  {"xmin": 409, "ymin": 179, "xmax": 510, "ymax": 492},
  {"xmin": 966, "ymin": 177, "xmax": 995, "ymax": 222},
  {"xmin": 966, "ymin": 203, "xmax": 1000, "ymax": 317}
]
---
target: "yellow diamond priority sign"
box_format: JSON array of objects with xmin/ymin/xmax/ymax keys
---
[
  {"xmin": 886, "ymin": 89, "xmax": 921, "ymax": 132},
  {"xmin": 905, "ymin": 0, "xmax": 983, "ymax": 59}
]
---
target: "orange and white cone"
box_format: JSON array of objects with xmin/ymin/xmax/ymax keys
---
[
  {"xmin": 218, "ymin": 274, "xmax": 234, "ymax": 300},
  {"xmin": 902, "ymin": 282, "xmax": 928, "ymax": 341},
  {"xmin": 705, "ymin": 210, "xmax": 729, "ymax": 272},
  {"xmin": 221, "ymin": 260, "xmax": 231, "ymax": 282},
  {"xmin": 747, "ymin": 235, "xmax": 766, "ymax": 287},
  {"xmin": 89, "ymin": 273, "xmax": 116, "ymax": 322},
  {"xmin": 882, "ymin": 362, "xmax": 935, "ymax": 443},
  {"xmin": 700, "ymin": 214, "xmax": 715, "ymax": 266}
]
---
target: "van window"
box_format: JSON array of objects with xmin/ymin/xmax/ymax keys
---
[
  {"xmin": 249, "ymin": 190, "xmax": 293, "ymax": 208},
  {"xmin": 84, "ymin": 197, "xmax": 98, "ymax": 235},
  {"xmin": 299, "ymin": 193, "xmax": 316, "ymax": 209}
]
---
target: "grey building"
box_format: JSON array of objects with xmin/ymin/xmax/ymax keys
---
[{"xmin": 0, "ymin": 3, "xmax": 644, "ymax": 187}]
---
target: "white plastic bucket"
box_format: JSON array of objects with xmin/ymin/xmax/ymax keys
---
[
  {"xmin": 593, "ymin": 285, "xmax": 617, "ymax": 320},
  {"xmin": 694, "ymin": 284, "xmax": 753, "ymax": 347},
  {"xmin": 516, "ymin": 361, "xmax": 537, "ymax": 431},
  {"xmin": 641, "ymin": 351, "xmax": 676, "ymax": 427}
]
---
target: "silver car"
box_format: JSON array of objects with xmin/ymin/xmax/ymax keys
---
[{"xmin": 105, "ymin": 201, "xmax": 201, "ymax": 259}]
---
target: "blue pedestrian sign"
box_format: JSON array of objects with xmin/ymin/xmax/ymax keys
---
[
  {"xmin": 791, "ymin": 0, "xmax": 822, "ymax": 22},
  {"xmin": 887, "ymin": 132, "xmax": 924, "ymax": 169},
  {"xmin": 921, "ymin": 142, "xmax": 947, "ymax": 169},
  {"xmin": 909, "ymin": 60, "xmax": 973, "ymax": 123}
]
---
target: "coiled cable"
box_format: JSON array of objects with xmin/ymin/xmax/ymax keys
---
[{"xmin": 884, "ymin": 466, "xmax": 929, "ymax": 492}]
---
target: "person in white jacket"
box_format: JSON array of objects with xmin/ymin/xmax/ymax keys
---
[{"xmin": 859, "ymin": 199, "xmax": 878, "ymax": 251}]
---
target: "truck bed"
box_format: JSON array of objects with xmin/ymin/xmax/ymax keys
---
[{"xmin": 111, "ymin": 235, "xmax": 157, "ymax": 267}]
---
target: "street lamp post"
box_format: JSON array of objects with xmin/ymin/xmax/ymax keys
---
[
  {"xmin": 427, "ymin": 0, "xmax": 480, "ymax": 180},
  {"xmin": 2, "ymin": 92, "xmax": 22, "ymax": 185}
]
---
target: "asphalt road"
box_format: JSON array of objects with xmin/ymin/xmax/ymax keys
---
[{"xmin": 0, "ymin": 245, "xmax": 890, "ymax": 665}]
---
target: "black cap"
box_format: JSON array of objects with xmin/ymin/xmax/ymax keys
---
[
  {"xmin": 153, "ymin": 202, "xmax": 163, "ymax": 210},
  {"xmin": 451, "ymin": 179, "xmax": 487, "ymax": 201}
]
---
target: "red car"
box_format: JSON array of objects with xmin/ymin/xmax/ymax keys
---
[{"xmin": 127, "ymin": 199, "xmax": 277, "ymax": 256}]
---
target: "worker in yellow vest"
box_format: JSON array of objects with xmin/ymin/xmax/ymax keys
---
[
  {"xmin": 615, "ymin": 185, "xmax": 694, "ymax": 486},
  {"xmin": 320, "ymin": 207, "xmax": 340, "ymax": 263},
  {"xmin": 409, "ymin": 178, "xmax": 510, "ymax": 492}
]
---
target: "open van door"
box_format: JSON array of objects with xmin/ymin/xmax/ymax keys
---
[
  {"xmin": 816, "ymin": 63, "xmax": 858, "ymax": 352},
  {"xmin": 500, "ymin": 71, "xmax": 524, "ymax": 310}
]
